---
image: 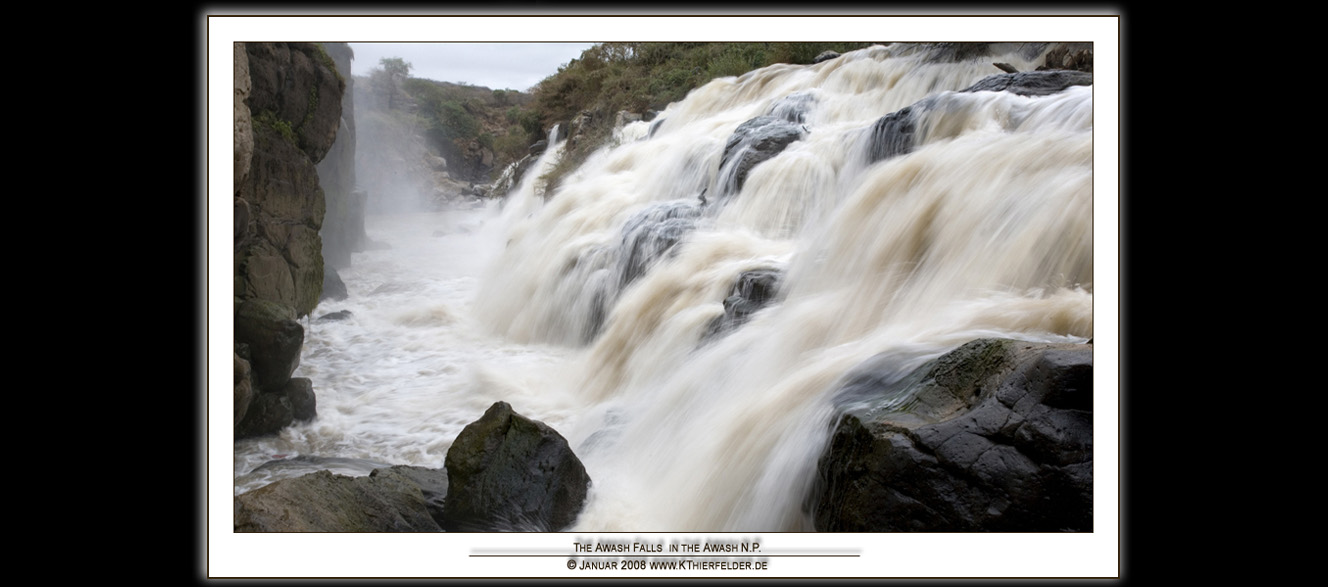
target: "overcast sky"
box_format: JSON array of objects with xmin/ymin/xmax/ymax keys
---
[{"xmin": 349, "ymin": 43, "xmax": 597, "ymax": 92}]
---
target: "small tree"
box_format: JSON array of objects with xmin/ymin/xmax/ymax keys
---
[{"xmin": 372, "ymin": 57, "xmax": 413, "ymax": 110}]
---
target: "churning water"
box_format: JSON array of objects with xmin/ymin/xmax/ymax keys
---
[{"xmin": 234, "ymin": 44, "xmax": 1094, "ymax": 532}]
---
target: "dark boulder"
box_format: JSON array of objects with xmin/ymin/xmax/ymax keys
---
[
  {"xmin": 284, "ymin": 377, "xmax": 318, "ymax": 422},
  {"xmin": 704, "ymin": 268, "xmax": 782, "ymax": 339},
  {"xmin": 865, "ymin": 104, "xmax": 923, "ymax": 164},
  {"xmin": 234, "ymin": 299, "xmax": 303, "ymax": 390},
  {"xmin": 442, "ymin": 401, "xmax": 591, "ymax": 531},
  {"xmin": 234, "ymin": 466, "xmax": 447, "ymax": 532},
  {"xmin": 812, "ymin": 338, "xmax": 1092, "ymax": 532},
  {"xmin": 717, "ymin": 116, "xmax": 807, "ymax": 198},
  {"xmin": 235, "ymin": 390, "xmax": 293, "ymax": 439}
]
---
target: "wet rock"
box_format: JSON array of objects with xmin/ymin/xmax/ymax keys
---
[
  {"xmin": 813, "ymin": 339, "xmax": 1092, "ymax": 532},
  {"xmin": 234, "ymin": 353, "xmax": 253, "ymax": 426},
  {"xmin": 442, "ymin": 401, "xmax": 591, "ymax": 531},
  {"xmin": 865, "ymin": 105, "xmax": 922, "ymax": 164},
  {"xmin": 235, "ymin": 391, "xmax": 293, "ymax": 439},
  {"xmin": 705, "ymin": 268, "xmax": 782, "ymax": 339},
  {"xmin": 717, "ymin": 116, "xmax": 808, "ymax": 198},
  {"xmin": 234, "ymin": 299, "xmax": 303, "ymax": 390},
  {"xmin": 767, "ymin": 91, "xmax": 816, "ymax": 124},
  {"xmin": 317, "ymin": 309, "xmax": 353, "ymax": 322},
  {"xmin": 618, "ymin": 200, "xmax": 703, "ymax": 286},
  {"xmin": 234, "ymin": 466, "xmax": 446, "ymax": 532},
  {"xmin": 961, "ymin": 70, "xmax": 1093, "ymax": 97},
  {"xmin": 812, "ymin": 50, "xmax": 840, "ymax": 64},
  {"xmin": 321, "ymin": 267, "xmax": 347, "ymax": 301},
  {"xmin": 284, "ymin": 377, "xmax": 317, "ymax": 421}
]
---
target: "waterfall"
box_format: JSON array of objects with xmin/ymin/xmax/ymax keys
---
[{"xmin": 235, "ymin": 43, "xmax": 1093, "ymax": 533}]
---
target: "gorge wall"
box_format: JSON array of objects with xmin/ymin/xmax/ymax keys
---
[{"xmin": 233, "ymin": 42, "xmax": 346, "ymax": 439}]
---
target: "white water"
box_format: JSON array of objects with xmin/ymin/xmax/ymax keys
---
[{"xmin": 235, "ymin": 44, "xmax": 1093, "ymax": 532}]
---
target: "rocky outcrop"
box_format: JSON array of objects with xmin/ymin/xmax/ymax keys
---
[
  {"xmin": 442, "ymin": 401, "xmax": 591, "ymax": 531},
  {"xmin": 234, "ymin": 42, "xmax": 345, "ymax": 438},
  {"xmin": 234, "ymin": 465, "xmax": 448, "ymax": 532},
  {"xmin": 812, "ymin": 338, "xmax": 1092, "ymax": 532}
]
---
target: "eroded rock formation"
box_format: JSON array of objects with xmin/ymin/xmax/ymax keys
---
[{"xmin": 812, "ymin": 338, "xmax": 1093, "ymax": 532}]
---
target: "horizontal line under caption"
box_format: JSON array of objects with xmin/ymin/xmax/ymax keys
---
[{"xmin": 471, "ymin": 554, "xmax": 858, "ymax": 557}]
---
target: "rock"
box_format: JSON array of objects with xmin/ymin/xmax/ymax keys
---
[
  {"xmin": 960, "ymin": 70, "xmax": 1093, "ymax": 97},
  {"xmin": 767, "ymin": 92, "xmax": 816, "ymax": 124},
  {"xmin": 865, "ymin": 67, "xmax": 1092, "ymax": 165},
  {"xmin": 865, "ymin": 105, "xmax": 922, "ymax": 164},
  {"xmin": 234, "ymin": 466, "xmax": 445, "ymax": 532},
  {"xmin": 614, "ymin": 110, "xmax": 642, "ymax": 128},
  {"xmin": 528, "ymin": 140, "xmax": 547, "ymax": 156},
  {"xmin": 442, "ymin": 401, "xmax": 591, "ymax": 531},
  {"xmin": 717, "ymin": 116, "xmax": 807, "ymax": 198},
  {"xmin": 704, "ymin": 268, "xmax": 781, "ymax": 339},
  {"xmin": 812, "ymin": 50, "xmax": 840, "ymax": 64},
  {"xmin": 234, "ymin": 299, "xmax": 303, "ymax": 390},
  {"xmin": 234, "ymin": 43, "xmax": 253, "ymax": 192},
  {"xmin": 234, "ymin": 197, "xmax": 250, "ymax": 241},
  {"xmin": 321, "ymin": 267, "xmax": 347, "ymax": 301},
  {"xmin": 812, "ymin": 339, "xmax": 1092, "ymax": 532},
  {"xmin": 317, "ymin": 309, "xmax": 353, "ymax": 322},
  {"xmin": 1038, "ymin": 43, "xmax": 1093, "ymax": 72},
  {"xmin": 234, "ymin": 353, "xmax": 253, "ymax": 426},
  {"xmin": 235, "ymin": 391, "xmax": 293, "ymax": 439},
  {"xmin": 237, "ymin": 42, "xmax": 342, "ymax": 317},
  {"xmin": 284, "ymin": 377, "xmax": 317, "ymax": 421}
]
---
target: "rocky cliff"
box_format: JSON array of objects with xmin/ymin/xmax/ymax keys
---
[
  {"xmin": 233, "ymin": 42, "xmax": 345, "ymax": 439},
  {"xmin": 316, "ymin": 43, "xmax": 367, "ymax": 272}
]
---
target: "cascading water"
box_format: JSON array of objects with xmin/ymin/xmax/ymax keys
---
[{"xmin": 234, "ymin": 43, "xmax": 1093, "ymax": 532}]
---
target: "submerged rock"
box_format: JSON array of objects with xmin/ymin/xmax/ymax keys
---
[
  {"xmin": 812, "ymin": 338, "xmax": 1092, "ymax": 532},
  {"xmin": 442, "ymin": 401, "xmax": 591, "ymax": 531},
  {"xmin": 234, "ymin": 465, "xmax": 447, "ymax": 532}
]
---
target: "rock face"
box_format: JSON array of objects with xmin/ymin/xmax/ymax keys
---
[
  {"xmin": 234, "ymin": 466, "xmax": 448, "ymax": 532},
  {"xmin": 234, "ymin": 42, "xmax": 345, "ymax": 438},
  {"xmin": 318, "ymin": 43, "xmax": 367, "ymax": 271},
  {"xmin": 442, "ymin": 401, "xmax": 591, "ymax": 531},
  {"xmin": 235, "ymin": 42, "xmax": 343, "ymax": 319},
  {"xmin": 812, "ymin": 338, "xmax": 1092, "ymax": 532}
]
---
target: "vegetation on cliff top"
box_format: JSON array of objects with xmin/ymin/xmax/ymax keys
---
[
  {"xmin": 360, "ymin": 43, "xmax": 876, "ymax": 188},
  {"xmin": 528, "ymin": 42, "xmax": 876, "ymax": 193}
]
